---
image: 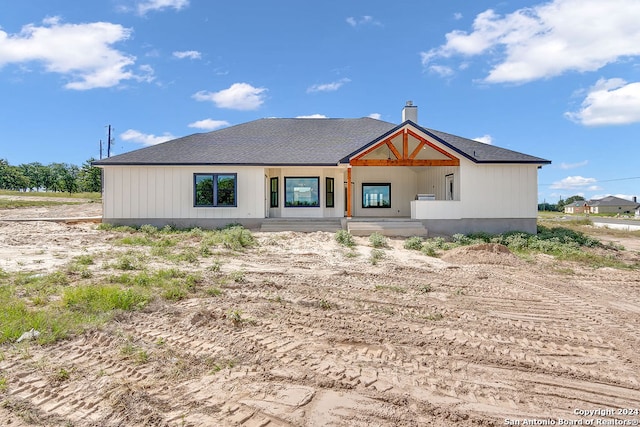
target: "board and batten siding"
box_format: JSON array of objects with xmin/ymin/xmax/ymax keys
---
[
  {"xmin": 102, "ymin": 166, "xmax": 265, "ymax": 220},
  {"xmin": 351, "ymin": 166, "xmax": 418, "ymax": 217},
  {"xmin": 413, "ymin": 160, "xmax": 539, "ymax": 220},
  {"xmin": 267, "ymin": 167, "xmax": 345, "ymax": 218},
  {"xmin": 460, "ymin": 161, "xmax": 539, "ymax": 218}
]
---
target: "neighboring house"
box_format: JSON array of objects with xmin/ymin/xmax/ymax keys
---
[
  {"xmin": 93, "ymin": 103, "xmax": 551, "ymax": 235},
  {"xmin": 564, "ymin": 201, "xmax": 590, "ymax": 214},
  {"xmin": 586, "ymin": 196, "xmax": 639, "ymax": 215}
]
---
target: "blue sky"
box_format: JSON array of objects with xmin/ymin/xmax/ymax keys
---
[{"xmin": 1, "ymin": 0, "xmax": 639, "ymax": 203}]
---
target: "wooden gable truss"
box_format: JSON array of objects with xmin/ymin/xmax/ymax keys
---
[{"xmin": 349, "ymin": 128, "xmax": 460, "ymax": 167}]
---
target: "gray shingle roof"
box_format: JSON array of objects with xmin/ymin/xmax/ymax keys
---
[
  {"xmin": 587, "ymin": 196, "xmax": 640, "ymax": 207},
  {"xmin": 94, "ymin": 118, "xmax": 551, "ymax": 166}
]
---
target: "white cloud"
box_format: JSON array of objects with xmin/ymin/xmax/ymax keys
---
[
  {"xmin": 428, "ymin": 65, "xmax": 454, "ymax": 77},
  {"xmin": 137, "ymin": 0, "xmax": 189, "ymax": 15},
  {"xmin": 453, "ymin": 13, "xmax": 463, "ymax": 21},
  {"xmin": 550, "ymin": 175, "xmax": 601, "ymax": 191},
  {"xmin": 565, "ymin": 78, "xmax": 640, "ymax": 126},
  {"xmin": 346, "ymin": 16, "xmax": 382, "ymax": 27},
  {"xmin": 193, "ymin": 82, "xmax": 267, "ymax": 110},
  {"xmin": 173, "ymin": 50, "xmax": 201, "ymax": 60},
  {"xmin": 473, "ymin": 134, "xmax": 493, "ymax": 145},
  {"xmin": 559, "ymin": 160, "xmax": 588, "ymax": 170},
  {"xmin": 120, "ymin": 129, "xmax": 176, "ymax": 146},
  {"xmin": 296, "ymin": 114, "xmax": 328, "ymax": 119},
  {"xmin": 307, "ymin": 78, "xmax": 351, "ymax": 93},
  {"xmin": 0, "ymin": 17, "xmax": 143, "ymax": 90},
  {"xmin": 422, "ymin": 0, "xmax": 640, "ymax": 83},
  {"xmin": 368, "ymin": 113, "xmax": 381, "ymax": 120},
  {"xmin": 187, "ymin": 119, "xmax": 230, "ymax": 130}
]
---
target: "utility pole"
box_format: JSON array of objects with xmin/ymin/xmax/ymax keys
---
[
  {"xmin": 99, "ymin": 139, "xmax": 103, "ymax": 160},
  {"xmin": 106, "ymin": 125, "xmax": 114, "ymax": 158}
]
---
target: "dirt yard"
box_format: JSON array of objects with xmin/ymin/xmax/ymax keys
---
[{"xmin": 1, "ymin": 198, "xmax": 640, "ymax": 426}]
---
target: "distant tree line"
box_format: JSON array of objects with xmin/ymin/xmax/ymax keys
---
[
  {"xmin": 0, "ymin": 158, "xmax": 101, "ymax": 193},
  {"xmin": 538, "ymin": 195, "xmax": 585, "ymax": 212}
]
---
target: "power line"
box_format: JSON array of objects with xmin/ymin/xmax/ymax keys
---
[{"xmin": 539, "ymin": 176, "xmax": 640, "ymax": 186}]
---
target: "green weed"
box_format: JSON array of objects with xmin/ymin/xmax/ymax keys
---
[
  {"xmin": 370, "ymin": 249, "xmax": 385, "ymax": 265},
  {"xmin": 369, "ymin": 232, "xmax": 387, "ymax": 248},
  {"xmin": 404, "ymin": 236, "xmax": 424, "ymax": 250},
  {"xmin": 335, "ymin": 230, "xmax": 356, "ymax": 247}
]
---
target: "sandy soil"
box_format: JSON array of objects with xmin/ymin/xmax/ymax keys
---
[{"xmin": 1, "ymin": 199, "xmax": 640, "ymax": 426}]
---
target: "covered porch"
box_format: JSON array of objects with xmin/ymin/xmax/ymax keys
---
[{"xmin": 344, "ymin": 126, "xmax": 461, "ymax": 220}]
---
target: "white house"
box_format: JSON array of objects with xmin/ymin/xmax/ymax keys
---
[{"xmin": 93, "ymin": 103, "xmax": 551, "ymax": 235}]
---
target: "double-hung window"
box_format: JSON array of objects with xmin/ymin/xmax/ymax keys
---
[{"xmin": 194, "ymin": 173, "xmax": 237, "ymax": 207}]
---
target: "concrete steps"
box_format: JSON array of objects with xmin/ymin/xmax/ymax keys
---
[
  {"xmin": 347, "ymin": 219, "xmax": 428, "ymax": 237},
  {"xmin": 260, "ymin": 218, "xmax": 343, "ymax": 233}
]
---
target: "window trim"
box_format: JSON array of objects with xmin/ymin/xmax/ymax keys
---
[
  {"xmin": 325, "ymin": 177, "xmax": 335, "ymax": 208},
  {"xmin": 362, "ymin": 183, "xmax": 391, "ymax": 208},
  {"xmin": 193, "ymin": 173, "xmax": 237, "ymax": 207},
  {"xmin": 270, "ymin": 177, "xmax": 278, "ymax": 208},
  {"xmin": 284, "ymin": 176, "xmax": 320, "ymax": 208}
]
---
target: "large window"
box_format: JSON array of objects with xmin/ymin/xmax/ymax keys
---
[
  {"xmin": 194, "ymin": 173, "xmax": 237, "ymax": 207},
  {"xmin": 362, "ymin": 183, "xmax": 391, "ymax": 208},
  {"xmin": 326, "ymin": 177, "xmax": 335, "ymax": 208},
  {"xmin": 270, "ymin": 177, "xmax": 278, "ymax": 208},
  {"xmin": 285, "ymin": 177, "xmax": 319, "ymax": 207}
]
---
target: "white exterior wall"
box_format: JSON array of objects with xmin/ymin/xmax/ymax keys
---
[
  {"xmin": 412, "ymin": 159, "xmax": 539, "ymax": 219},
  {"xmin": 267, "ymin": 167, "xmax": 345, "ymax": 218},
  {"xmin": 351, "ymin": 166, "xmax": 417, "ymax": 217},
  {"xmin": 416, "ymin": 166, "xmax": 459, "ymax": 199},
  {"xmin": 102, "ymin": 166, "xmax": 265, "ymax": 220}
]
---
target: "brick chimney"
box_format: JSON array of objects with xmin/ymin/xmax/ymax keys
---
[{"xmin": 402, "ymin": 101, "xmax": 418, "ymax": 123}]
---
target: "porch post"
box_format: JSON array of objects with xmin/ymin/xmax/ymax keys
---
[{"xmin": 347, "ymin": 166, "xmax": 352, "ymax": 218}]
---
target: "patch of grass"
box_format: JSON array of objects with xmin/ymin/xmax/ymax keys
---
[
  {"xmin": 0, "ymin": 375, "xmax": 7, "ymax": 393},
  {"xmin": 210, "ymin": 358, "xmax": 237, "ymax": 374},
  {"xmin": 116, "ymin": 235, "xmax": 154, "ymax": 246},
  {"xmin": 161, "ymin": 283, "xmax": 188, "ymax": 301},
  {"xmin": 0, "ymin": 284, "xmax": 86, "ymax": 344},
  {"xmin": 111, "ymin": 252, "xmax": 145, "ymax": 271},
  {"xmin": 335, "ymin": 230, "xmax": 356, "ymax": 247},
  {"xmin": 0, "ymin": 199, "xmax": 83, "ymax": 209},
  {"xmin": 227, "ymin": 309, "xmax": 243, "ymax": 326},
  {"xmin": 420, "ymin": 284, "xmax": 433, "ymax": 293},
  {"xmin": 135, "ymin": 350, "xmax": 149, "ymax": 364},
  {"xmin": 74, "ymin": 254, "xmax": 95, "ymax": 265},
  {"xmin": 139, "ymin": 224, "xmax": 159, "ymax": 235},
  {"xmin": 318, "ymin": 299, "xmax": 332, "ymax": 310},
  {"xmin": 51, "ymin": 368, "xmax": 70, "ymax": 384},
  {"xmin": 62, "ymin": 285, "xmax": 150, "ymax": 313},
  {"xmin": 370, "ymin": 248, "xmax": 385, "ymax": 265},
  {"xmin": 206, "ymin": 286, "xmax": 223, "ymax": 297},
  {"xmin": 120, "ymin": 341, "xmax": 149, "ymax": 364},
  {"xmin": 228, "ymin": 270, "xmax": 246, "ymax": 283},
  {"xmin": 208, "ymin": 259, "xmax": 222, "ymax": 272},
  {"xmin": 374, "ymin": 284, "xmax": 406, "ymax": 293},
  {"xmin": 369, "ymin": 232, "xmax": 387, "ymax": 248},
  {"xmin": 0, "ymin": 190, "xmax": 101, "ymax": 200},
  {"xmin": 344, "ymin": 250, "xmax": 359, "ymax": 258},
  {"xmin": 424, "ymin": 312, "xmax": 444, "ymax": 321}
]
